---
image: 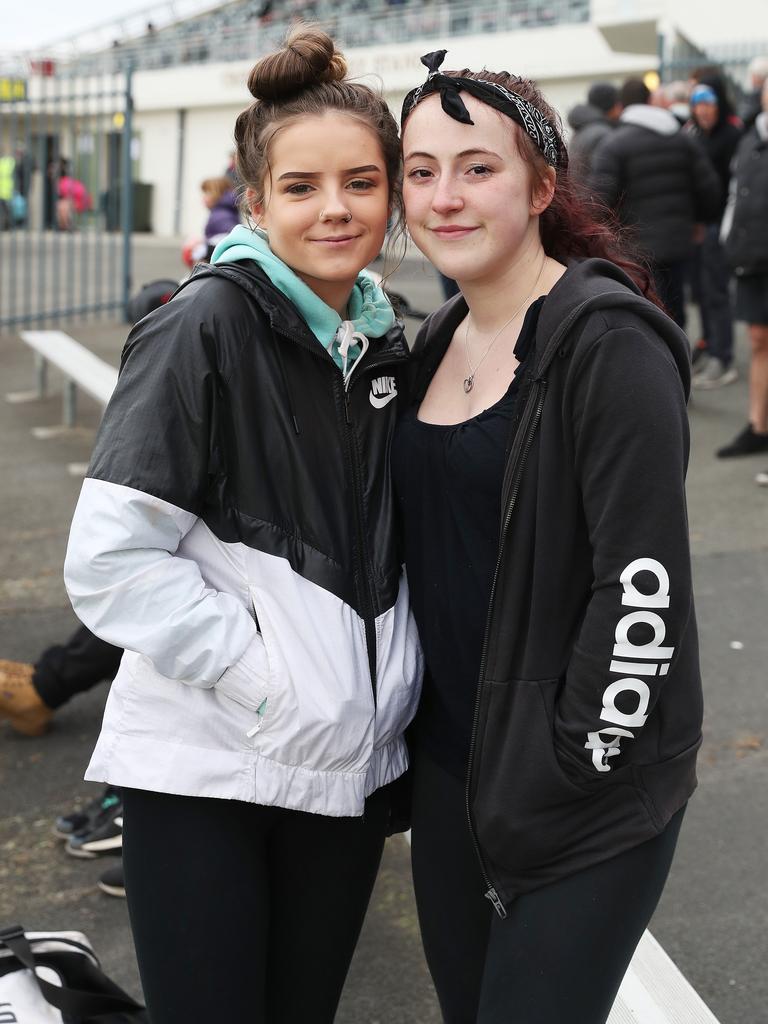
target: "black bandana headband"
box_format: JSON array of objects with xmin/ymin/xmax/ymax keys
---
[{"xmin": 401, "ymin": 50, "xmax": 567, "ymax": 170}]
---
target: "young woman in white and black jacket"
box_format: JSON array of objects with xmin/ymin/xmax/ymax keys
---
[
  {"xmin": 64, "ymin": 27, "xmax": 422, "ymax": 1023},
  {"xmin": 393, "ymin": 52, "xmax": 702, "ymax": 1023}
]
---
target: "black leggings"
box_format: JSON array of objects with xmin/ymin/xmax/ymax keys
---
[
  {"xmin": 121, "ymin": 785, "xmax": 390, "ymax": 1024},
  {"xmin": 410, "ymin": 748, "xmax": 684, "ymax": 1024}
]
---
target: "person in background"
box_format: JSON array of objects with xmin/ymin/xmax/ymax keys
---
[
  {"xmin": 739, "ymin": 56, "xmax": 768, "ymax": 132},
  {"xmin": 590, "ymin": 77, "xmax": 720, "ymax": 329},
  {"xmin": 396, "ymin": 50, "xmax": 701, "ymax": 1024},
  {"xmin": 566, "ymin": 81, "xmax": 621, "ymax": 182},
  {"xmin": 687, "ymin": 84, "xmax": 742, "ymax": 389},
  {"xmin": 663, "ymin": 81, "xmax": 691, "ymax": 127},
  {"xmin": 56, "ymin": 158, "xmax": 92, "ymax": 231},
  {"xmin": 201, "ymin": 174, "xmax": 240, "ymax": 257},
  {"xmin": 719, "ymin": 76, "xmax": 768, "ymax": 469},
  {"xmin": 0, "ymin": 627, "xmax": 121, "ymax": 737}
]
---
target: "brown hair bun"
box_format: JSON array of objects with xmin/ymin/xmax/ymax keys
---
[{"xmin": 247, "ymin": 25, "xmax": 347, "ymax": 102}]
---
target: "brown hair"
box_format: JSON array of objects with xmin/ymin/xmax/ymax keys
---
[
  {"xmin": 201, "ymin": 176, "xmax": 233, "ymax": 203},
  {"xmin": 442, "ymin": 69, "xmax": 659, "ymax": 304},
  {"xmin": 234, "ymin": 25, "xmax": 403, "ymax": 253}
]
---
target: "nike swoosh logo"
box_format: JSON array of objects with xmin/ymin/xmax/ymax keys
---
[{"xmin": 369, "ymin": 390, "xmax": 398, "ymax": 409}]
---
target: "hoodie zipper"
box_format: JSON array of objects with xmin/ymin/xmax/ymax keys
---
[
  {"xmin": 343, "ymin": 370, "xmax": 379, "ymax": 703},
  {"xmin": 272, "ymin": 325, "xmax": 406, "ymax": 708},
  {"xmin": 464, "ymin": 377, "xmax": 549, "ymax": 919},
  {"xmin": 338, "ymin": 344, "xmax": 410, "ymax": 702}
]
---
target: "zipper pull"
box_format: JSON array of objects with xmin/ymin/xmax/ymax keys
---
[
  {"xmin": 484, "ymin": 887, "xmax": 507, "ymax": 919},
  {"xmin": 246, "ymin": 698, "xmax": 268, "ymax": 738},
  {"xmin": 344, "ymin": 387, "xmax": 352, "ymax": 425}
]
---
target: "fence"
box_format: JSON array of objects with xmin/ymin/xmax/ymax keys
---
[
  {"xmin": 658, "ymin": 37, "xmax": 768, "ymax": 109},
  {"xmin": 0, "ymin": 68, "xmax": 134, "ymax": 331}
]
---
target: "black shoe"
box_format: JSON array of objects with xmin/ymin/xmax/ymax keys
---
[
  {"xmin": 716, "ymin": 424, "xmax": 768, "ymax": 459},
  {"xmin": 54, "ymin": 785, "xmax": 120, "ymax": 839},
  {"xmin": 97, "ymin": 862, "xmax": 126, "ymax": 898},
  {"xmin": 65, "ymin": 793, "xmax": 123, "ymax": 859}
]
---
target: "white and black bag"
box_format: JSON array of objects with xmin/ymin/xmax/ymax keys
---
[{"xmin": 0, "ymin": 926, "xmax": 148, "ymax": 1023}]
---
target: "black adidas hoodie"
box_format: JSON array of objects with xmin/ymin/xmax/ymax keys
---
[{"xmin": 409, "ymin": 259, "xmax": 703, "ymax": 915}]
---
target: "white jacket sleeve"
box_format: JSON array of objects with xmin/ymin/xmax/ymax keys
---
[
  {"xmin": 63, "ymin": 282, "xmax": 265, "ymax": 694},
  {"xmin": 65, "ymin": 477, "xmax": 263, "ymax": 687}
]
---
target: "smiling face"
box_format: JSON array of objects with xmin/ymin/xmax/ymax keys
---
[
  {"xmin": 402, "ymin": 93, "xmax": 553, "ymax": 289},
  {"xmin": 251, "ymin": 111, "xmax": 389, "ymax": 313}
]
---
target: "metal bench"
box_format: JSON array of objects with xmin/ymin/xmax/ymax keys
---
[
  {"xmin": 8, "ymin": 330, "xmax": 118, "ymax": 439},
  {"xmin": 609, "ymin": 929, "xmax": 720, "ymax": 1023}
]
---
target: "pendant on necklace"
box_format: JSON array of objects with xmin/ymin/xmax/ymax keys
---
[{"xmin": 463, "ymin": 376, "xmax": 474, "ymax": 394}]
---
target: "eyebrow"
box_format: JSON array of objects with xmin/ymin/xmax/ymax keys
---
[
  {"xmin": 404, "ymin": 148, "xmax": 502, "ymax": 161},
  {"xmin": 277, "ymin": 164, "xmax": 383, "ymax": 181}
]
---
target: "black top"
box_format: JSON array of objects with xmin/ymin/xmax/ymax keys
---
[{"xmin": 392, "ymin": 299, "xmax": 543, "ymax": 778}]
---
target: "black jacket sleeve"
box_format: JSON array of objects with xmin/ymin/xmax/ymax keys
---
[{"xmin": 554, "ymin": 319, "xmax": 696, "ymax": 778}]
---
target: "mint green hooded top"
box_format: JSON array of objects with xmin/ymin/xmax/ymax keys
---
[{"xmin": 211, "ymin": 226, "xmax": 395, "ymax": 378}]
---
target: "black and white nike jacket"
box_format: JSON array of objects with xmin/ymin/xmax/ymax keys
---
[
  {"xmin": 64, "ymin": 260, "xmax": 422, "ymax": 816},
  {"xmin": 409, "ymin": 259, "xmax": 703, "ymax": 912}
]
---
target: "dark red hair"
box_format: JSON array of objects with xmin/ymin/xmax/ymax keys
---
[{"xmin": 445, "ymin": 69, "xmax": 661, "ymax": 307}]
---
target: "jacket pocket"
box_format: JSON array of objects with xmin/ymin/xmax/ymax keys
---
[
  {"xmin": 214, "ymin": 587, "xmax": 273, "ymax": 723},
  {"xmin": 471, "ymin": 677, "xmax": 648, "ymax": 880}
]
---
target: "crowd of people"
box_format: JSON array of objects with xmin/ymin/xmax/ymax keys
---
[
  {"xmin": 567, "ymin": 56, "xmax": 768, "ymax": 484},
  {"xmin": 0, "ymin": 30, "xmax": 764, "ymax": 1024}
]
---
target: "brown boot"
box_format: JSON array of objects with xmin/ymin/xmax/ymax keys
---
[{"xmin": 0, "ymin": 659, "xmax": 53, "ymax": 737}]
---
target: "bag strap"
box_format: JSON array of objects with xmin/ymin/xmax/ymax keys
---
[{"xmin": 0, "ymin": 925, "xmax": 145, "ymax": 1018}]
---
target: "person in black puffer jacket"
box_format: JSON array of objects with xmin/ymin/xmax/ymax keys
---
[
  {"xmin": 686, "ymin": 83, "xmax": 742, "ymax": 389},
  {"xmin": 718, "ymin": 78, "xmax": 768, "ymax": 468},
  {"xmin": 589, "ymin": 77, "xmax": 720, "ymax": 327},
  {"xmin": 566, "ymin": 81, "xmax": 621, "ymax": 182}
]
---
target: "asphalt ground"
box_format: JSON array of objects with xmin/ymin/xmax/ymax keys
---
[{"xmin": 1, "ymin": 238, "xmax": 766, "ymax": 1024}]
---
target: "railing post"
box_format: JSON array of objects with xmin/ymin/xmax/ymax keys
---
[
  {"xmin": 121, "ymin": 65, "xmax": 134, "ymax": 322},
  {"xmin": 63, "ymin": 379, "xmax": 77, "ymax": 427},
  {"xmin": 34, "ymin": 354, "xmax": 48, "ymax": 398}
]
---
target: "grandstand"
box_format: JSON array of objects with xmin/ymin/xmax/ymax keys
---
[{"xmin": 20, "ymin": 0, "xmax": 591, "ymax": 75}]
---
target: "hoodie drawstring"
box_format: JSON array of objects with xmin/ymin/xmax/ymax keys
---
[{"xmin": 332, "ymin": 321, "xmax": 370, "ymax": 386}]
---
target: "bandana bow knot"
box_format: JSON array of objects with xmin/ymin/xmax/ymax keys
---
[{"xmin": 402, "ymin": 49, "xmax": 567, "ymax": 169}]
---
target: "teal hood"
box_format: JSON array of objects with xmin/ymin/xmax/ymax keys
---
[{"xmin": 210, "ymin": 225, "xmax": 395, "ymax": 375}]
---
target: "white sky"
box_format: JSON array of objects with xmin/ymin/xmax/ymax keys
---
[
  {"xmin": 6, "ymin": 0, "xmax": 216, "ymax": 51},
  {"xmin": 6, "ymin": 0, "xmax": 767, "ymax": 52}
]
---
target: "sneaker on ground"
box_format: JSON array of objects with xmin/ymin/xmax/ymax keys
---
[
  {"xmin": 756, "ymin": 468, "xmax": 768, "ymax": 487},
  {"xmin": 54, "ymin": 785, "xmax": 121, "ymax": 839},
  {"xmin": 692, "ymin": 357, "xmax": 738, "ymax": 389},
  {"xmin": 66, "ymin": 794, "xmax": 123, "ymax": 859},
  {"xmin": 0, "ymin": 660, "xmax": 53, "ymax": 737},
  {"xmin": 716, "ymin": 424, "xmax": 768, "ymax": 458},
  {"xmin": 97, "ymin": 862, "xmax": 126, "ymax": 898}
]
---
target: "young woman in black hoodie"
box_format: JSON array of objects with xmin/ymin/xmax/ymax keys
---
[{"xmin": 393, "ymin": 52, "xmax": 703, "ymax": 1024}]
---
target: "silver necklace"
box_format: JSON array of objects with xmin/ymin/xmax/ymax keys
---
[{"xmin": 462, "ymin": 259, "xmax": 546, "ymax": 394}]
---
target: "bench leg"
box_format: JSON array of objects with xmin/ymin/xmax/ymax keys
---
[
  {"xmin": 63, "ymin": 380, "xmax": 77, "ymax": 428},
  {"xmin": 35, "ymin": 355, "xmax": 48, "ymax": 399},
  {"xmin": 6, "ymin": 357, "xmax": 49, "ymax": 405}
]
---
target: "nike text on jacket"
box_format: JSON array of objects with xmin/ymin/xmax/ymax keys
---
[
  {"xmin": 64, "ymin": 261, "xmax": 423, "ymax": 817},
  {"xmin": 409, "ymin": 259, "xmax": 702, "ymax": 911}
]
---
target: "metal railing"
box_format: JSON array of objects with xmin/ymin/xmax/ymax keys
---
[{"xmin": 0, "ymin": 71, "xmax": 134, "ymax": 331}]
